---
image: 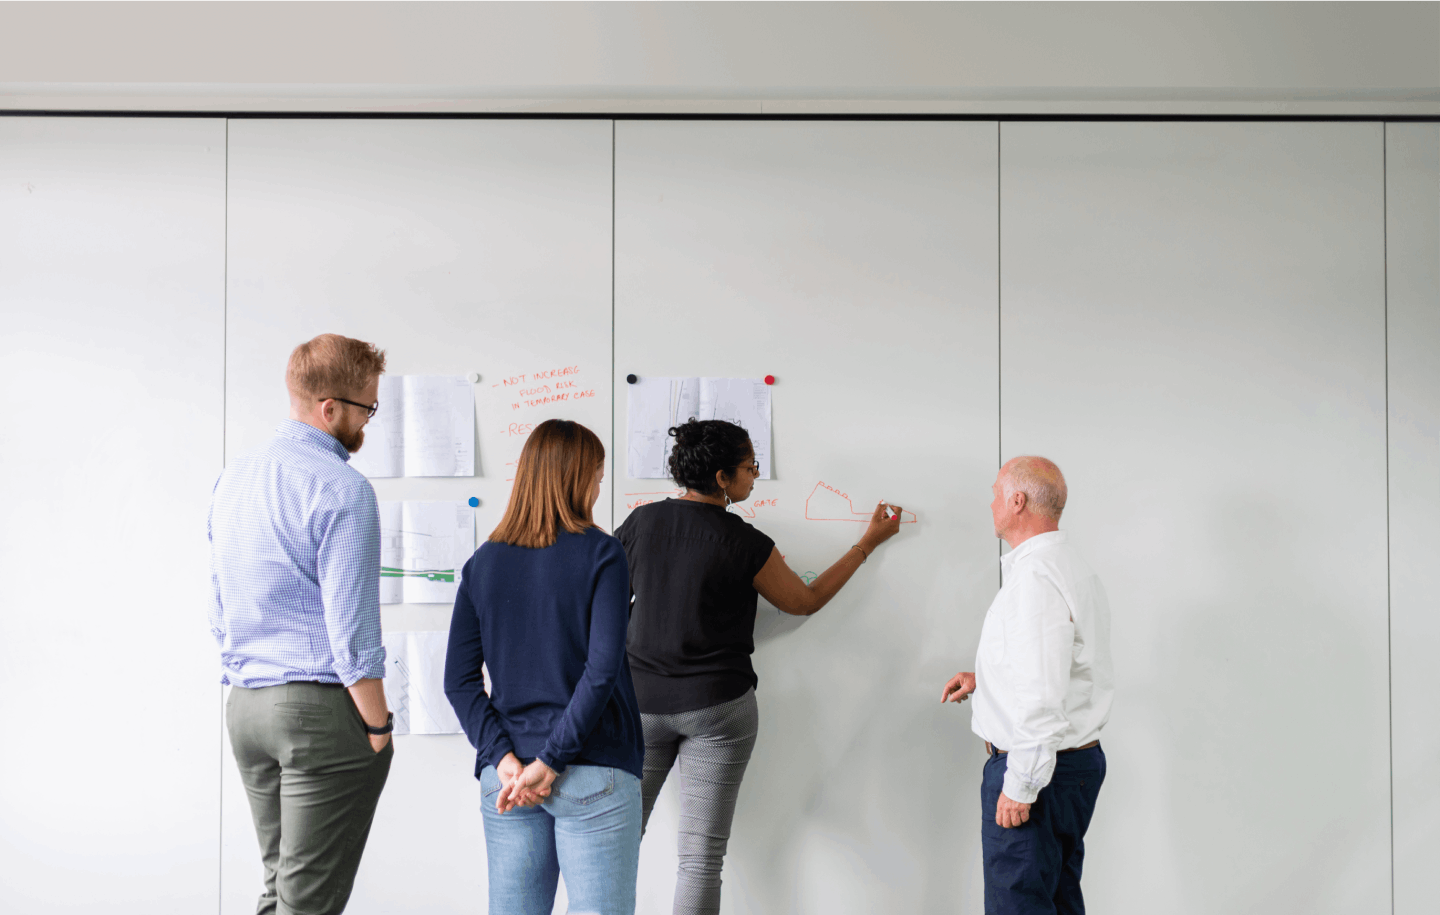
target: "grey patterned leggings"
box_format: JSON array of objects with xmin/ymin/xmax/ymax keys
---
[{"xmin": 640, "ymin": 688, "xmax": 759, "ymax": 915}]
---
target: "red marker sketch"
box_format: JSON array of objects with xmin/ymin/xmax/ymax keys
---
[
  {"xmin": 804, "ymin": 481, "xmax": 916, "ymax": 523},
  {"xmin": 623, "ymin": 489, "xmax": 682, "ymax": 510},
  {"xmin": 728, "ymin": 498, "xmax": 779, "ymax": 519}
]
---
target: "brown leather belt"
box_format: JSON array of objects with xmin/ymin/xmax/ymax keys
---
[{"xmin": 985, "ymin": 740, "xmax": 1099, "ymax": 756}]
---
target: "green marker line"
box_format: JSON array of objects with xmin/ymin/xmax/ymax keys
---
[{"xmin": 381, "ymin": 566, "xmax": 456, "ymax": 583}]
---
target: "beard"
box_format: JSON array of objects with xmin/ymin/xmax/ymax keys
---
[{"xmin": 337, "ymin": 424, "xmax": 366, "ymax": 454}]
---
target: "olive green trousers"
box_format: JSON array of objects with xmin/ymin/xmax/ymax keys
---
[{"xmin": 227, "ymin": 682, "xmax": 393, "ymax": 915}]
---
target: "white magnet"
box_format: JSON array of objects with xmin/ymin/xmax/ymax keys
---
[{"xmin": 466, "ymin": 372, "xmax": 481, "ymax": 383}]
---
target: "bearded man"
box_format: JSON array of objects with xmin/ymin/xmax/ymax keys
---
[{"xmin": 208, "ymin": 333, "xmax": 394, "ymax": 915}]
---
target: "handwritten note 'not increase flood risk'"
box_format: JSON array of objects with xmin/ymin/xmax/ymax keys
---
[{"xmin": 627, "ymin": 377, "xmax": 772, "ymax": 480}]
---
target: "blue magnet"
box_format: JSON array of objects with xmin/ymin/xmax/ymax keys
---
[{"xmin": 468, "ymin": 497, "xmax": 480, "ymax": 507}]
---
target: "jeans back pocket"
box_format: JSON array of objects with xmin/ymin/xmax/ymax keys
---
[
  {"xmin": 551, "ymin": 765, "xmax": 615, "ymax": 805},
  {"xmin": 480, "ymin": 765, "xmax": 503, "ymax": 800}
]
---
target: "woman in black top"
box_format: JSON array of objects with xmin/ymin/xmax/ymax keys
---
[{"xmin": 615, "ymin": 419, "xmax": 903, "ymax": 915}]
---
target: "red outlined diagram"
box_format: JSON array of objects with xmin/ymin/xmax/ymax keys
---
[{"xmin": 804, "ymin": 481, "xmax": 916, "ymax": 523}]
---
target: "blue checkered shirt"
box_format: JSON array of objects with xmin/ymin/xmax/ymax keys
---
[{"xmin": 207, "ymin": 420, "xmax": 385, "ymax": 687}]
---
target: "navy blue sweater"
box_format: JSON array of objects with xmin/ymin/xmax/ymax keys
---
[{"xmin": 444, "ymin": 527, "xmax": 643, "ymax": 781}]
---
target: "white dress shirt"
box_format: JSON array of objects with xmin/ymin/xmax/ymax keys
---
[{"xmin": 971, "ymin": 530, "xmax": 1114, "ymax": 804}]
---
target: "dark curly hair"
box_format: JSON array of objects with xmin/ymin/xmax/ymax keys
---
[{"xmin": 668, "ymin": 419, "xmax": 753, "ymax": 495}]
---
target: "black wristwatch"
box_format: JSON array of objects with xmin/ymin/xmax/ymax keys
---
[{"xmin": 365, "ymin": 713, "xmax": 394, "ymax": 736}]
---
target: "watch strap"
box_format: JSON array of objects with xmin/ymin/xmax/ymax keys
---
[{"xmin": 365, "ymin": 712, "xmax": 394, "ymax": 736}]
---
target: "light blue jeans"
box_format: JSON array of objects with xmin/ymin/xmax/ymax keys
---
[{"xmin": 480, "ymin": 763, "xmax": 642, "ymax": 915}]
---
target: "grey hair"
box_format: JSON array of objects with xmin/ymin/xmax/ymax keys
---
[{"xmin": 1002, "ymin": 456, "xmax": 1068, "ymax": 521}]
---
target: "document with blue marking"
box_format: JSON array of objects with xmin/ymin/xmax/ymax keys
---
[{"xmin": 378, "ymin": 501, "xmax": 475, "ymax": 604}]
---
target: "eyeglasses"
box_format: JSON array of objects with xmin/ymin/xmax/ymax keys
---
[
  {"xmin": 744, "ymin": 460, "xmax": 760, "ymax": 475},
  {"xmin": 321, "ymin": 397, "xmax": 379, "ymax": 419}
]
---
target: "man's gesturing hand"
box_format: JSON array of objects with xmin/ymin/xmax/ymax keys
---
[
  {"xmin": 996, "ymin": 792, "xmax": 1031, "ymax": 828},
  {"xmin": 941, "ymin": 671, "xmax": 976, "ymax": 704}
]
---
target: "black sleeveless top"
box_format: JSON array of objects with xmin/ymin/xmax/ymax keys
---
[{"xmin": 615, "ymin": 498, "xmax": 776, "ymax": 714}]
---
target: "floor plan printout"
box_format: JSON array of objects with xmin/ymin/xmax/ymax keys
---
[
  {"xmin": 627, "ymin": 377, "xmax": 772, "ymax": 479},
  {"xmin": 349, "ymin": 374, "xmax": 475, "ymax": 477},
  {"xmin": 379, "ymin": 501, "xmax": 476, "ymax": 604},
  {"xmin": 382, "ymin": 630, "xmax": 464, "ymax": 736}
]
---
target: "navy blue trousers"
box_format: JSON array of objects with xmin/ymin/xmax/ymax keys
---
[{"xmin": 981, "ymin": 744, "xmax": 1106, "ymax": 915}]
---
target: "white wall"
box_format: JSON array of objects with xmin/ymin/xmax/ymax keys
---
[
  {"xmin": 0, "ymin": 117, "xmax": 226, "ymax": 912},
  {"xmin": 614, "ymin": 120, "xmax": 999, "ymax": 914},
  {"xmin": 1385, "ymin": 123, "xmax": 1440, "ymax": 915},
  {"xmin": 0, "ymin": 115, "xmax": 1426, "ymax": 914},
  {"xmin": 2, "ymin": 2, "xmax": 1437, "ymax": 113},
  {"xmin": 220, "ymin": 118, "xmax": 615, "ymax": 914},
  {"xmin": 999, "ymin": 122, "xmax": 1390, "ymax": 913}
]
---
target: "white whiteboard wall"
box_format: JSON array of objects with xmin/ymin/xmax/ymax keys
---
[
  {"xmin": 0, "ymin": 117, "xmax": 226, "ymax": 913},
  {"xmin": 999, "ymin": 122, "xmax": 1390, "ymax": 914},
  {"xmin": 1, "ymin": 116, "xmax": 1423, "ymax": 915},
  {"xmin": 615, "ymin": 120, "xmax": 1000, "ymax": 914},
  {"xmin": 222, "ymin": 119, "xmax": 615, "ymax": 915},
  {"xmin": 1385, "ymin": 123, "xmax": 1440, "ymax": 915}
]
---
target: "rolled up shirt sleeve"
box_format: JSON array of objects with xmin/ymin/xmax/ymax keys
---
[
  {"xmin": 205, "ymin": 492, "xmax": 228, "ymax": 681},
  {"xmin": 316, "ymin": 482, "xmax": 386, "ymax": 686},
  {"xmin": 206, "ymin": 495, "xmax": 225, "ymax": 643},
  {"xmin": 1002, "ymin": 570, "xmax": 1076, "ymax": 804}
]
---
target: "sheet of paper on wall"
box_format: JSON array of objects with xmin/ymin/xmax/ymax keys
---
[
  {"xmin": 349, "ymin": 374, "xmax": 475, "ymax": 478},
  {"xmin": 627, "ymin": 377, "xmax": 771, "ymax": 479},
  {"xmin": 379, "ymin": 501, "xmax": 476, "ymax": 604},
  {"xmin": 381, "ymin": 630, "xmax": 464, "ymax": 736}
]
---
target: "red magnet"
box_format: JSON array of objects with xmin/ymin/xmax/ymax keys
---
[{"xmin": 764, "ymin": 375, "xmax": 775, "ymax": 385}]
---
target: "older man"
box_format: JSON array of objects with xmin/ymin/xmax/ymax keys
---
[
  {"xmin": 208, "ymin": 334, "xmax": 394, "ymax": 915},
  {"xmin": 942, "ymin": 456, "xmax": 1113, "ymax": 915}
]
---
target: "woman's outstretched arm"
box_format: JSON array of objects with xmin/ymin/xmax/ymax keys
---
[{"xmin": 754, "ymin": 501, "xmax": 904, "ymax": 616}]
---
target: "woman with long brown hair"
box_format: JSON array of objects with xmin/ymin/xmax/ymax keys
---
[{"xmin": 444, "ymin": 419, "xmax": 643, "ymax": 915}]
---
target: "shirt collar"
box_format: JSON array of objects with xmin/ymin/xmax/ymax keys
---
[
  {"xmin": 1000, "ymin": 529, "xmax": 1068, "ymax": 573},
  {"xmin": 276, "ymin": 419, "xmax": 351, "ymax": 462}
]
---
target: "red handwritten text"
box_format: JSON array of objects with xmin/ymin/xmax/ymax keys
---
[
  {"xmin": 511, "ymin": 388, "xmax": 599, "ymax": 410},
  {"xmin": 495, "ymin": 366, "xmax": 581, "ymax": 390}
]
